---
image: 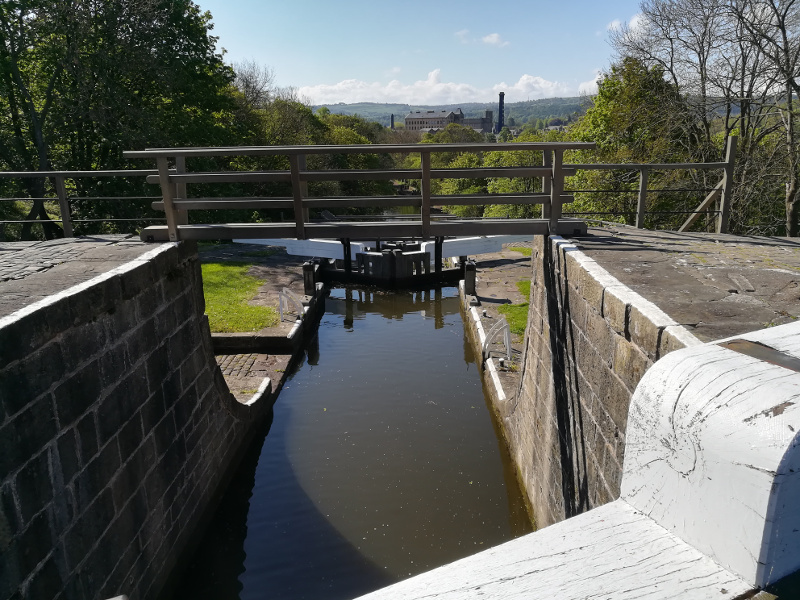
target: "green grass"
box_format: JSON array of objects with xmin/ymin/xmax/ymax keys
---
[
  {"xmin": 498, "ymin": 302, "xmax": 529, "ymax": 336},
  {"xmin": 201, "ymin": 262, "xmax": 278, "ymax": 332},
  {"xmin": 516, "ymin": 279, "xmax": 531, "ymax": 298},
  {"xmin": 497, "ymin": 278, "xmax": 533, "ymax": 336},
  {"xmin": 508, "ymin": 246, "xmax": 532, "ymax": 257}
]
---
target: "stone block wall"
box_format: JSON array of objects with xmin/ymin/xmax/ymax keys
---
[
  {"xmin": 0, "ymin": 242, "xmax": 268, "ymax": 600},
  {"xmin": 503, "ymin": 236, "xmax": 700, "ymax": 528}
]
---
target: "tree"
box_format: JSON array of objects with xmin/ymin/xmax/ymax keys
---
[
  {"xmin": 0, "ymin": 0, "xmax": 241, "ymax": 239},
  {"xmin": 610, "ymin": 0, "xmax": 800, "ymax": 234},
  {"xmin": 569, "ymin": 58, "xmax": 700, "ymax": 227},
  {"xmin": 234, "ymin": 59, "xmax": 275, "ymax": 109},
  {"xmin": 572, "ymin": 58, "xmax": 695, "ymax": 160},
  {"xmin": 728, "ymin": 0, "xmax": 800, "ymax": 235}
]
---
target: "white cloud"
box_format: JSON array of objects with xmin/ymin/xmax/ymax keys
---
[
  {"xmin": 628, "ymin": 13, "xmax": 646, "ymax": 32},
  {"xmin": 607, "ymin": 13, "xmax": 644, "ymax": 32},
  {"xmin": 299, "ymin": 70, "xmax": 573, "ymax": 105},
  {"xmin": 492, "ymin": 75, "xmax": 569, "ymax": 99},
  {"xmin": 482, "ymin": 33, "xmax": 509, "ymax": 47},
  {"xmin": 578, "ymin": 69, "xmax": 602, "ymax": 95},
  {"xmin": 455, "ymin": 29, "xmax": 470, "ymax": 43}
]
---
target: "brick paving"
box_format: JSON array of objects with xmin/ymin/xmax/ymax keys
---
[
  {"xmin": 199, "ymin": 243, "xmax": 311, "ymax": 402},
  {"xmin": 215, "ymin": 352, "xmax": 293, "ymax": 403}
]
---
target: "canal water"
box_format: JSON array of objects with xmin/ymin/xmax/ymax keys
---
[{"xmin": 175, "ymin": 287, "xmax": 532, "ymax": 600}]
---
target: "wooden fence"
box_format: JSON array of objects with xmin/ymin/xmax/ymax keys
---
[
  {"xmin": 1, "ymin": 137, "xmax": 737, "ymax": 240},
  {"xmin": 123, "ymin": 142, "xmax": 594, "ymax": 242}
]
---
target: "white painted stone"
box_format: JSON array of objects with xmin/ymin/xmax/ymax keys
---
[
  {"xmin": 663, "ymin": 323, "xmax": 704, "ymax": 349},
  {"xmin": 235, "ymin": 238, "xmax": 369, "ymax": 260},
  {"xmin": 552, "ymin": 236, "xmax": 701, "ymax": 347},
  {"xmin": 421, "ymin": 235, "xmax": 532, "ymax": 259},
  {"xmin": 469, "ymin": 305, "xmax": 507, "ymax": 402},
  {"xmin": 622, "ymin": 320, "xmax": 800, "ymax": 587},
  {"xmin": 355, "ymin": 500, "xmax": 752, "ymax": 600},
  {"xmin": 236, "ymin": 235, "xmax": 534, "ymax": 262},
  {"xmin": 242, "ymin": 377, "xmax": 271, "ymax": 407}
]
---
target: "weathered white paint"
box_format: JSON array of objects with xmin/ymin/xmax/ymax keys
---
[
  {"xmin": 622, "ymin": 320, "xmax": 800, "ymax": 587},
  {"xmin": 420, "ymin": 235, "xmax": 532, "ymax": 259},
  {"xmin": 235, "ymin": 237, "xmax": 368, "ymax": 260},
  {"xmin": 362, "ymin": 279, "xmax": 800, "ymax": 599},
  {"xmin": 236, "ymin": 235, "xmax": 533, "ymax": 262},
  {"xmin": 355, "ymin": 500, "xmax": 752, "ymax": 599},
  {"xmin": 243, "ymin": 377, "xmax": 272, "ymax": 407},
  {"xmin": 469, "ymin": 302, "xmax": 506, "ymax": 402}
]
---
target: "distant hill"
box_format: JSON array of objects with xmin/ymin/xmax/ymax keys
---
[{"xmin": 314, "ymin": 97, "xmax": 590, "ymax": 128}]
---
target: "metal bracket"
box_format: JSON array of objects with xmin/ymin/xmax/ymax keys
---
[
  {"xmin": 279, "ymin": 288, "xmax": 305, "ymax": 322},
  {"xmin": 482, "ymin": 319, "xmax": 512, "ymax": 367}
]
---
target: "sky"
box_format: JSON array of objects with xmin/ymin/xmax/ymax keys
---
[{"xmin": 193, "ymin": 0, "xmax": 644, "ymax": 105}]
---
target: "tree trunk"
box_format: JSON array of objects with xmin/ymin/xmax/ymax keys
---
[
  {"xmin": 20, "ymin": 177, "xmax": 63, "ymax": 241},
  {"xmin": 788, "ymin": 182, "xmax": 800, "ymax": 237}
]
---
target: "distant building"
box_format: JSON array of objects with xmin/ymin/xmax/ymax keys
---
[
  {"xmin": 405, "ymin": 109, "xmax": 463, "ymax": 131},
  {"xmin": 404, "ymin": 108, "xmax": 494, "ymax": 134}
]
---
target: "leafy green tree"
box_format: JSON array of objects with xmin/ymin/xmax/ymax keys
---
[
  {"xmin": 497, "ymin": 127, "xmax": 513, "ymax": 142},
  {"xmin": 568, "ymin": 58, "xmax": 700, "ymax": 227},
  {"xmin": 438, "ymin": 152, "xmax": 486, "ymax": 217},
  {"xmin": 0, "ymin": 0, "xmax": 243, "ymax": 239}
]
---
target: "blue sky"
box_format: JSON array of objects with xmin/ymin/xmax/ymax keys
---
[{"xmin": 194, "ymin": 0, "xmax": 644, "ymax": 104}]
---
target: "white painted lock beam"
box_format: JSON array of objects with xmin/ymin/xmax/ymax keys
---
[{"xmin": 235, "ymin": 235, "xmax": 534, "ymax": 262}]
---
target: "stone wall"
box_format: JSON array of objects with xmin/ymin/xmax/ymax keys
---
[
  {"xmin": 0, "ymin": 241, "xmax": 269, "ymax": 600},
  {"xmin": 504, "ymin": 235, "xmax": 700, "ymax": 528}
]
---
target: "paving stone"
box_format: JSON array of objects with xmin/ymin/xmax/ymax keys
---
[{"xmin": 0, "ymin": 236, "xmax": 158, "ymax": 319}]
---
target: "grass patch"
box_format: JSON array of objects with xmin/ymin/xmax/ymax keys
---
[
  {"xmin": 497, "ymin": 278, "xmax": 533, "ymax": 336},
  {"xmin": 201, "ymin": 262, "xmax": 278, "ymax": 332},
  {"xmin": 508, "ymin": 246, "xmax": 532, "ymax": 257},
  {"xmin": 498, "ymin": 302, "xmax": 529, "ymax": 336}
]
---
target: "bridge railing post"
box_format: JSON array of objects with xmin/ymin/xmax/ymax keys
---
[
  {"xmin": 174, "ymin": 156, "xmax": 189, "ymax": 226},
  {"xmin": 420, "ymin": 150, "xmax": 431, "ymax": 240},
  {"xmin": 53, "ymin": 175, "xmax": 73, "ymax": 237},
  {"xmin": 541, "ymin": 149, "xmax": 552, "ymax": 220},
  {"xmin": 156, "ymin": 156, "xmax": 181, "ymax": 242},
  {"xmin": 549, "ymin": 149, "xmax": 564, "ymax": 233},
  {"xmin": 717, "ymin": 135, "xmax": 737, "ymax": 234},
  {"xmin": 290, "ymin": 154, "xmax": 306, "ymax": 239},
  {"xmin": 636, "ymin": 167, "xmax": 649, "ymax": 229}
]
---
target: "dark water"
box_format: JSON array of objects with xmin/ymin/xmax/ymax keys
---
[{"xmin": 175, "ymin": 287, "xmax": 532, "ymax": 600}]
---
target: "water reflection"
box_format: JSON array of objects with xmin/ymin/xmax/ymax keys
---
[{"xmin": 174, "ymin": 287, "xmax": 531, "ymax": 600}]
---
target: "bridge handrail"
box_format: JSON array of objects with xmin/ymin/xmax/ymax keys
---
[
  {"xmin": 0, "ymin": 137, "xmax": 737, "ymax": 239},
  {"xmin": 0, "ymin": 169, "xmax": 163, "ymax": 238},
  {"xmin": 123, "ymin": 142, "xmax": 595, "ymax": 242}
]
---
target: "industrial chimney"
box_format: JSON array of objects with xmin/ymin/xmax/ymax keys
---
[
  {"xmin": 391, "ymin": 114, "xmax": 395, "ymax": 129},
  {"xmin": 496, "ymin": 92, "xmax": 505, "ymax": 134}
]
